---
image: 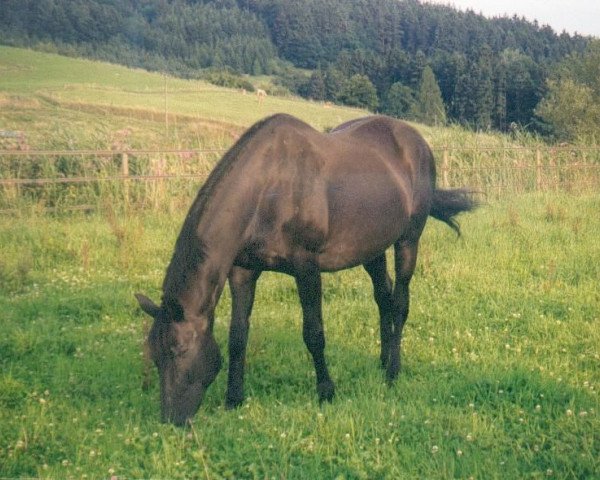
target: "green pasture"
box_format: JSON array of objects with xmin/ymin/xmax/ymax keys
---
[
  {"xmin": 0, "ymin": 45, "xmax": 545, "ymax": 151},
  {"xmin": 1, "ymin": 45, "xmax": 598, "ymax": 479},
  {"xmin": 1, "ymin": 193, "xmax": 598, "ymax": 479},
  {"xmin": 6, "ymin": 45, "xmax": 596, "ymax": 215},
  {"xmin": 0, "ymin": 45, "xmax": 364, "ymax": 145}
]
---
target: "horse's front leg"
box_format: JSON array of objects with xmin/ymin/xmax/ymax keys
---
[
  {"xmin": 295, "ymin": 269, "xmax": 335, "ymax": 403},
  {"xmin": 225, "ymin": 266, "xmax": 261, "ymax": 409}
]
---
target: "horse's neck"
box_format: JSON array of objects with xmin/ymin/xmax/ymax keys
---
[
  {"xmin": 177, "ymin": 259, "xmax": 225, "ymax": 322},
  {"xmin": 174, "ymin": 176, "xmax": 254, "ymax": 318}
]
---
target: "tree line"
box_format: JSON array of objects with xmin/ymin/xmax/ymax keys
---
[
  {"xmin": 0, "ymin": 0, "xmax": 279, "ymax": 76},
  {"xmin": 0, "ymin": 0, "xmax": 596, "ymax": 139}
]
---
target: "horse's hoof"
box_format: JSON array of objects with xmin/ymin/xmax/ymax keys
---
[
  {"xmin": 225, "ymin": 395, "xmax": 244, "ymax": 410},
  {"xmin": 380, "ymin": 357, "xmax": 389, "ymax": 370},
  {"xmin": 317, "ymin": 380, "xmax": 335, "ymax": 403},
  {"xmin": 385, "ymin": 369, "xmax": 399, "ymax": 384}
]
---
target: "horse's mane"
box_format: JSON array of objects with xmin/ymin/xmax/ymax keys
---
[{"xmin": 161, "ymin": 115, "xmax": 281, "ymax": 305}]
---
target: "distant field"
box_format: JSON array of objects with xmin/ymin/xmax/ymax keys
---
[
  {"xmin": 0, "ymin": 193, "xmax": 598, "ymax": 478},
  {"xmin": 0, "ymin": 45, "xmax": 547, "ymax": 151},
  {"xmin": 0, "ymin": 46, "xmax": 365, "ymax": 150},
  {"xmin": 7, "ymin": 45, "xmax": 596, "ymax": 211}
]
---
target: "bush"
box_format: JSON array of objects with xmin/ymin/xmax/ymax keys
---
[
  {"xmin": 337, "ymin": 74, "xmax": 378, "ymax": 111},
  {"xmin": 201, "ymin": 69, "xmax": 255, "ymax": 92}
]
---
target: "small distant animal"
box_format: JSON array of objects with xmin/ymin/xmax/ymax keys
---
[
  {"xmin": 256, "ymin": 89, "xmax": 267, "ymax": 103},
  {"xmin": 136, "ymin": 114, "xmax": 477, "ymax": 425}
]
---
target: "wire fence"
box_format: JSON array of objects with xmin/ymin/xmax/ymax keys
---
[
  {"xmin": 1, "ymin": 146, "xmax": 599, "ymax": 214},
  {"xmin": 432, "ymin": 145, "xmax": 600, "ymax": 196}
]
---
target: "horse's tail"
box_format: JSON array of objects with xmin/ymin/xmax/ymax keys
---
[{"xmin": 430, "ymin": 188, "xmax": 478, "ymax": 235}]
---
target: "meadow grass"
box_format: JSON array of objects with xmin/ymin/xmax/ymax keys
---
[
  {"xmin": 0, "ymin": 192, "xmax": 598, "ymax": 479},
  {"xmin": 0, "ymin": 45, "xmax": 555, "ymax": 150},
  {"xmin": 0, "ymin": 45, "xmax": 367, "ymax": 213},
  {"xmin": 0, "ymin": 45, "xmax": 365, "ymax": 139},
  {"xmin": 1, "ymin": 45, "xmax": 599, "ymax": 479}
]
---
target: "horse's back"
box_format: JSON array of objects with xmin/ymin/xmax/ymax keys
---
[
  {"xmin": 236, "ymin": 114, "xmax": 436, "ymax": 272},
  {"xmin": 330, "ymin": 116, "xmax": 434, "ymax": 171},
  {"xmin": 327, "ymin": 115, "xmax": 435, "ymax": 210}
]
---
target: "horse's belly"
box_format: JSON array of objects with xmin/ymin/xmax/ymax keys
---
[
  {"xmin": 317, "ymin": 187, "xmax": 410, "ymax": 271},
  {"xmin": 317, "ymin": 241, "xmax": 394, "ymax": 271}
]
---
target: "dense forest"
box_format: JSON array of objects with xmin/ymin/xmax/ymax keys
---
[{"xmin": 0, "ymin": 0, "xmax": 595, "ymax": 136}]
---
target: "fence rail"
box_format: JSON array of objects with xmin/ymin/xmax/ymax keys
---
[{"xmin": 1, "ymin": 146, "xmax": 599, "ymax": 213}]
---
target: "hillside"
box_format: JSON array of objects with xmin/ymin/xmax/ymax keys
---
[
  {"xmin": 0, "ymin": 46, "xmax": 367, "ymax": 151},
  {"xmin": 1, "ymin": 45, "xmax": 534, "ymax": 153},
  {"xmin": 3, "ymin": 46, "xmax": 571, "ymax": 215},
  {"xmin": 0, "ymin": 0, "xmax": 591, "ymax": 133}
]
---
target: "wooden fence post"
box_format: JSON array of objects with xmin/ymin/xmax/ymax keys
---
[{"xmin": 121, "ymin": 151, "xmax": 130, "ymax": 205}]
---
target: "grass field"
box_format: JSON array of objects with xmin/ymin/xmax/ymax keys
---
[
  {"xmin": 1, "ymin": 45, "xmax": 599, "ymax": 479},
  {"xmin": 0, "ymin": 45, "xmax": 367, "ymax": 151},
  {"xmin": 1, "ymin": 193, "xmax": 598, "ymax": 479},
  {"xmin": 4, "ymin": 45, "xmax": 598, "ymax": 214},
  {"xmin": 0, "ymin": 45, "xmax": 547, "ymax": 151}
]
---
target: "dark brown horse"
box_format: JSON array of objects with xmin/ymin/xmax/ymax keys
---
[{"xmin": 136, "ymin": 114, "xmax": 477, "ymax": 425}]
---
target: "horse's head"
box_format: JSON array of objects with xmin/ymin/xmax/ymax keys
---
[{"xmin": 135, "ymin": 293, "xmax": 222, "ymax": 426}]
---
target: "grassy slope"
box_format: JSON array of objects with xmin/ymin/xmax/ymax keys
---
[
  {"xmin": 0, "ymin": 46, "xmax": 367, "ymax": 150},
  {"xmin": 0, "ymin": 194, "xmax": 598, "ymax": 478},
  {"xmin": 0, "ymin": 45, "xmax": 539, "ymax": 151},
  {"xmin": 2, "ymin": 45, "xmax": 563, "ymax": 205}
]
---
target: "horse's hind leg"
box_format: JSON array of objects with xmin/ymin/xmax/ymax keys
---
[
  {"xmin": 295, "ymin": 269, "xmax": 335, "ymax": 403},
  {"xmin": 387, "ymin": 240, "xmax": 419, "ymax": 382},
  {"xmin": 226, "ymin": 266, "xmax": 261, "ymax": 409},
  {"xmin": 364, "ymin": 254, "xmax": 394, "ymax": 369}
]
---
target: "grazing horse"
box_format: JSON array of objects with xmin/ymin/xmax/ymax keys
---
[
  {"xmin": 136, "ymin": 114, "xmax": 477, "ymax": 425},
  {"xmin": 256, "ymin": 89, "xmax": 267, "ymax": 103}
]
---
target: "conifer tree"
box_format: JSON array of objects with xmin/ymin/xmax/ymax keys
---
[
  {"xmin": 414, "ymin": 66, "xmax": 447, "ymax": 125},
  {"xmin": 472, "ymin": 45, "xmax": 494, "ymax": 130},
  {"xmin": 492, "ymin": 61, "xmax": 507, "ymax": 130},
  {"xmin": 324, "ymin": 66, "xmax": 346, "ymax": 103},
  {"xmin": 453, "ymin": 45, "xmax": 494, "ymax": 129},
  {"xmin": 308, "ymin": 70, "xmax": 326, "ymax": 100}
]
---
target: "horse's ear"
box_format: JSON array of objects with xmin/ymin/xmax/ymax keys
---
[{"xmin": 135, "ymin": 293, "xmax": 160, "ymax": 318}]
